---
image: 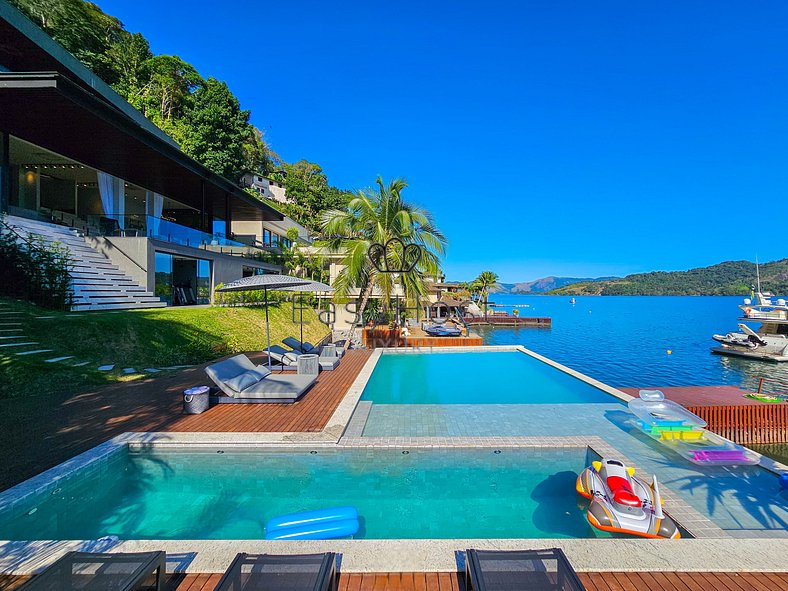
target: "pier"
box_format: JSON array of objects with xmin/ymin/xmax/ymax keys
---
[
  {"xmin": 623, "ymin": 386, "xmax": 788, "ymax": 444},
  {"xmin": 462, "ymin": 315, "xmax": 552, "ymax": 327}
]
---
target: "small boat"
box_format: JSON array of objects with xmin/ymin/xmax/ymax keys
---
[
  {"xmin": 711, "ymin": 265, "xmax": 788, "ymax": 362},
  {"xmin": 265, "ymin": 506, "xmax": 360, "ymax": 540},
  {"xmin": 628, "ymin": 390, "xmax": 760, "ymax": 466},
  {"xmin": 576, "ymin": 458, "xmax": 680, "ymax": 539},
  {"xmin": 570, "ymin": 298, "xmax": 576, "ymax": 305},
  {"xmin": 424, "ymin": 324, "xmax": 462, "ymax": 337}
]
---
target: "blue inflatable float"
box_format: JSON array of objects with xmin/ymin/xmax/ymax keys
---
[{"xmin": 265, "ymin": 506, "xmax": 360, "ymax": 540}]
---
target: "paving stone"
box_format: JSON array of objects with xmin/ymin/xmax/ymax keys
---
[
  {"xmin": 97, "ymin": 364, "xmax": 115, "ymax": 371},
  {"xmin": 16, "ymin": 349, "xmax": 53, "ymax": 356},
  {"xmin": 122, "ymin": 368, "xmax": 137, "ymax": 374},
  {"xmin": 44, "ymin": 356, "xmax": 75, "ymax": 363},
  {"xmin": 143, "ymin": 368, "xmax": 161, "ymax": 373},
  {"xmin": 0, "ymin": 336, "xmax": 24, "ymax": 340},
  {"xmin": 0, "ymin": 342, "xmax": 37, "ymax": 348},
  {"xmin": 71, "ymin": 361, "xmax": 90, "ymax": 367}
]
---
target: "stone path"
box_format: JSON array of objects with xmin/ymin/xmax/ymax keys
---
[{"xmin": 0, "ymin": 301, "xmax": 175, "ymax": 375}]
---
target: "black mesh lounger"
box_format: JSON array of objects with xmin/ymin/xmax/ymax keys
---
[
  {"xmin": 17, "ymin": 551, "xmax": 165, "ymax": 591},
  {"xmin": 465, "ymin": 549, "xmax": 586, "ymax": 591},
  {"xmin": 213, "ymin": 553, "xmax": 337, "ymax": 591}
]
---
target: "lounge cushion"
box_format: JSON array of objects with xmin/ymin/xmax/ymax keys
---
[
  {"xmin": 252, "ymin": 365, "xmax": 271, "ymax": 380},
  {"xmin": 205, "ymin": 354, "xmax": 259, "ymax": 397},
  {"xmin": 237, "ymin": 373, "xmax": 317, "ymax": 400},
  {"xmin": 225, "ymin": 370, "xmax": 262, "ymax": 393}
]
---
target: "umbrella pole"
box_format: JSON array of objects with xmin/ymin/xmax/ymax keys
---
[
  {"xmin": 265, "ymin": 286, "xmax": 271, "ymax": 369},
  {"xmin": 300, "ymin": 292, "xmax": 304, "ymax": 346}
]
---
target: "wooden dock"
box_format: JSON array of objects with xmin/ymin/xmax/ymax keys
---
[
  {"xmin": 623, "ymin": 386, "xmax": 788, "ymax": 444},
  {"xmin": 3, "ymin": 570, "xmax": 787, "ymax": 591},
  {"xmin": 463, "ymin": 315, "xmax": 552, "ymax": 327}
]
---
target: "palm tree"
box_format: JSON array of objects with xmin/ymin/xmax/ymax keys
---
[
  {"xmin": 472, "ymin": 271, "xmax": 498, "ymax": 319},
  {"xmin": 321, "ymin": 176, "xmax": 447, "ymax": 344}
]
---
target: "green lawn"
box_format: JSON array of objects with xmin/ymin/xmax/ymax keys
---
[{"xmin": 0, "ymin": 298, "xmax": 331, "ymax": 399}]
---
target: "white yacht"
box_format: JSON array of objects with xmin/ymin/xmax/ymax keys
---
[{"xmin": 712, "ymin": 288, "xmax": 788, "ymax": 362}]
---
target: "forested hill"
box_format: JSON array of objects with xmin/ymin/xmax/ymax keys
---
[
  {"xmin": 9, "ymin": 0, "xmax": 351, "ymax": 230},
  {"xmin": 549, "ymin": 259, "xmax": 788, "ymax": 296}
]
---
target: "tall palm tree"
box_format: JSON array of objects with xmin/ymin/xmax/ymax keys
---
[
  {"xmin": 472, "ymin": 271, "xmax": 499, "ymax": 319},
  {"xmin": 321, "ymin": 176, "xmax": 447, "ymax": 344}
]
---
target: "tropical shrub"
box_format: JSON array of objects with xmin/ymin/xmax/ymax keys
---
[{"xmin": 0, "ymin": 218, "xmax": 73, "ymax": 309}]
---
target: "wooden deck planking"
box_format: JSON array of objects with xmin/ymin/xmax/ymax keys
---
[
  {"xmin": 0, "ymin": 350, "xmax": 371, "ymax": 493},
  {"xmin": 4, "ymin": 571, "xmax": 788, "ymax": 591},
  {"xmin": 164, "ymin": 350, "xmax": 371, "ymax": 433}
]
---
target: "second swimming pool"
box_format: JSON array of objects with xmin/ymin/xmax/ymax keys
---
[
  {"xmin": 360, "ymin": 350, "xmax": 617, "ymax": 404},
  {"xmin": 0, "ymin": 447, "xmax": 612, "ymax": 540}
]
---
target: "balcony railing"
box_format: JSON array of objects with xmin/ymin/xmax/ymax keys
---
[
  {"xmin": 86, "ymin": 214, "xmax": 246, "ymax": 248},
  {"xmin": 82, "ymin": 214, "xmax": 286, "ymax": 265}
]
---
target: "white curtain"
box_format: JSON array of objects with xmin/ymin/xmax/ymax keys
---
[
  {"xmin": 97, "ymin": 172, "xmax": 126, "ymax": 229},
  {"xmin": 97, "ymin": 171, "xmax": 114, "ymax": 218},
  {"xmin": 146, "ymin": 191, "xmax": 164, "ymax": 237}
]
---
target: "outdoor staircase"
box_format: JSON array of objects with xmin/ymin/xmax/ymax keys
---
[{"xmin": 3, "ymin": 215, "xmax": 166, "ymax": 311}]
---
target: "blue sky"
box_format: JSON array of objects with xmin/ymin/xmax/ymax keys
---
[{"xmin": 101, "ymin": 0, "xmax": 788, "ymax": 282}]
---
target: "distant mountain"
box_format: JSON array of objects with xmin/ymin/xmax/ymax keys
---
[
  {"xmin": 548, "ymin": 259, "xmax": 788, "ymax": 296},
  {"xmin": 493, "ymin": 276, "xmax": 613, "ymax": 294}
]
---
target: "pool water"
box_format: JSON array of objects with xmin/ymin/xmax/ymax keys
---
[
  {"xmin": 360, "ymin": 351, "xmax": 616, "ymax": 404},
  {"xmin": 0, "ymin": 447, "xmax": 613, "ymax": 540}
]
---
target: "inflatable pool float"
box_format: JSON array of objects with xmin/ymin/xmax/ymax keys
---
[
  {"xmin": 576, "ymin": 458, "xmax": 680, "ymax": 539},
  {"xmin": 265, "ymin": 506, "xmax": 360, "ymax": 540},
  {"xmin": 628, "ymin": 390, "xmax": 760, "ymax": 466}
]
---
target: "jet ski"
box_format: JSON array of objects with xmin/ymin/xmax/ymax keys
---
[{"xmin": 576, "ymin": 458, "xmax": 680, "ymax": 539}]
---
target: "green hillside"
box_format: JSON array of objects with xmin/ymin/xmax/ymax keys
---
[{"xmin": 549, "ymin": 259, "xmax": 788, "ymax": 296}]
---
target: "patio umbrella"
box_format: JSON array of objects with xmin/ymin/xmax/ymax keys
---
[
  {"xmin": 216, "ymin": 274, "xmax": 310, "ymax": 368},
  {"xmin": 279, "ymin": 280, "xmax": 334, "ymax": 346}
]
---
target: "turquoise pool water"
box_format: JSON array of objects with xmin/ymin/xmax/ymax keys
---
[
  {"xmin": 0, "ymin": 447, "xmax": 614, "ymax": 540},
  {"xmin": 360, "ymin": 351, "xmax": 616, "ymax": 404}
]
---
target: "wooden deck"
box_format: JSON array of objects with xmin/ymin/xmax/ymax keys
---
[
  {"xmin": 621, "ymin": 386, "xmax": 761, "ymax": 407},
  {"xmin": 362, "ymin": 328, "xmax": 483, "ymax": 349},
  {"xmin": 3, "ymin": 571, "xmax": 787, "ymax": 591},
  {"xmin": 0, "ymin": 350, "xmax": 371, "ymax": 492},
  {"xmin": 622, "ymin": 386, "xmax": 788, "ymax": 444},
  {"xmin": 165, "ymin": 350, "xmax": 371, "ymax": 433}
]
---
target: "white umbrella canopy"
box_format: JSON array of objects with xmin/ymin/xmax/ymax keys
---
[{"xmin": 216, "ymin": 274, "xmax": 311, "ymax": 368}]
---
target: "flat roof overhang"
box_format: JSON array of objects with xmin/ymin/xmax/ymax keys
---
[{"xmin": 0, "ymin": 72, "xmax": 283, "ymax": 223}]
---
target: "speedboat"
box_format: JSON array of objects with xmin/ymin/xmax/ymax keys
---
[
  {"xmin": 628, "ymin": 390, "xmax": 760, "ymax": 466},
  {"xmin": 424, "ymin": 324, "xmax": 462, "ymax": 337},
  {"xmin": 711, "ymin": 274, "xmax": 788, "ymax": 361},
  {"xmin": 576, "ymin": 458, "xmax": 680, "ymax": 539}
]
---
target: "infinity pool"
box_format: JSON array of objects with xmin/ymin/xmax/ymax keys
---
[
  {"xmin": 360, "ymin": 351, "xmax": 616, "ymax": 404},
  {"xmin": 0, "ymin": 447, "xmax": 613, "ymax": 540}
]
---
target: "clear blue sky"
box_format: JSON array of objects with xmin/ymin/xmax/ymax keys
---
[{"xmin": 102, "ymin": 0, "xmax": 788, "ymax": 282}]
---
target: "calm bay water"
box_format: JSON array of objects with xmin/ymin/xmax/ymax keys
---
[{"xmin": 476, "ymin": 294, "xmax": 788, "ymax": 390}]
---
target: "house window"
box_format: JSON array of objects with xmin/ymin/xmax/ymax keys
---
[
  {"xmin": 263, "ymin": 229, "xmax": 272, "ymax": 245},
  {"xmin": 272, "ymin": 233, "xmax": 279, "ymax": 248}
]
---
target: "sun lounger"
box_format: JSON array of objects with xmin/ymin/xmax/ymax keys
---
[
  {"xmin": 17, "ymin": 551, "xmax": 165, "ymax": 591},
  {"xmin": 268, "ymin": 345, "xmax": 340, "ymax": 371},
  {"xmin": 213, "ymin": 552, "xmax": 337, "ymax": 591},
  {"xmin": 283, "ymin": 337, "xmax": 345, "ymax": 357},
  {"xmin": 205, "ymin": 354, "xmax": 317, "ymax": 403},
  {"xmin": 465, "ymin": 548, "xmax": 585, "ymax": 591}
]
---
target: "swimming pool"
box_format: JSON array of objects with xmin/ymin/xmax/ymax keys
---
[
  {"xmin": 360, "ymin": 350, "xmax": 617, "ymax": 404},
  {"xmin": 0, "ymin": 447, "xmax": 614, "ymax": 540}
]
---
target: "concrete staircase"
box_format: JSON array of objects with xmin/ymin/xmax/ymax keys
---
[{"xmin": 3, "ymin": 215, "xmax": 166, "ymax": 311}]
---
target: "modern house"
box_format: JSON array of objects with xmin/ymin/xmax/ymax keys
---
[
  {"xmin": 239, "ymin": 173, "xmax": 289, "ymax": 204},
  {"xmin": 0, "ymin": 1, "xmax": 304, "ymax": 310}
]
